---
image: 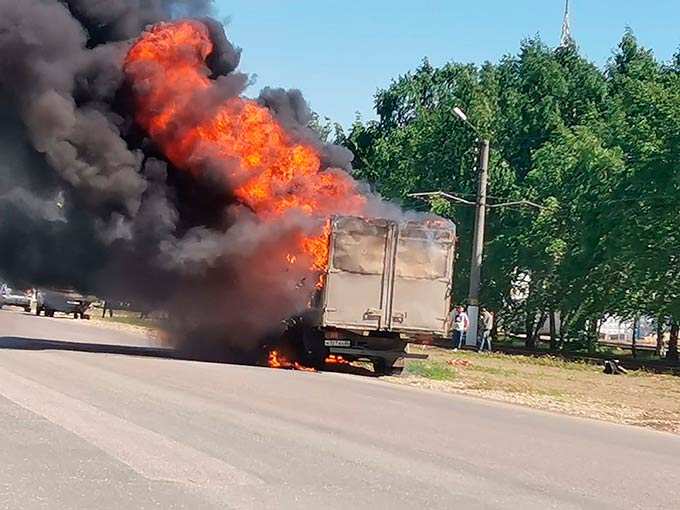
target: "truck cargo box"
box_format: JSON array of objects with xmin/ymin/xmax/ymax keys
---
[{"xmin": 320, "ymin": 215, "xmax": 456, "ymax": 339}]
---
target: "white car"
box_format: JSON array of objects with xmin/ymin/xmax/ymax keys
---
[{"xmin": 0, "ymin": 287, "xmax": 32, "ymax": 312}]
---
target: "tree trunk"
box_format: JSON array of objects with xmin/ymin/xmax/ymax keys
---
[
  {"xmin": 533, "ymin": 312, "xmax": 547, "ymax": 349},
  {"xmin": 655, "ymin": 317, "xmax": 664, "ymax": 357},
  {"xmin": 549, "ymin": 311, "xmax": 557, "ymax": 351},
  {"xmin": 631, "ymin": 317, "xmax": 638, "ymax": 359},
  {"xmin": 587, "ymin": 319, "xmax": 598, "ymax": 354},
  {"xmin": 666, "ymin": 320, "xmax": 679, "ymax": 362},
  {"xmin": 525, "ymin": 312, "xmax": 535, "ymax": 349},
  {"xmin": 558, "ymin": 311, "xmax": 568, "ymax": 350}
]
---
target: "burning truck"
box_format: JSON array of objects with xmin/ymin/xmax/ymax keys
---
[
  {"xmin": 123, "ymin": 20, "xmax": 457, "ymax": 373},
  {"xmin": 0, "ymin": 5, "xmax": 455, "ymax": 374},
  {"xmin": 289, "ymin": 216, "xmax": 456, "ymax": 375}
]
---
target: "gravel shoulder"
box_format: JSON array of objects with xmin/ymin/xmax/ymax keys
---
[{"xmin": 388, "ymin": 345, "xmax": 680, "ymax": 434}]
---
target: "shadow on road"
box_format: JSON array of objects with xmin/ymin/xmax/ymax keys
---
[
  {"xmin": 0, "ymin": 336, "xmax": 379, "ymax": 377},
  {"xmin": 0, "ymin": 336, "xmax": 180, "ymax": 360},
  {"xmin": 0, "ymin": 335, "xmax": 275, "ymax": 367}
]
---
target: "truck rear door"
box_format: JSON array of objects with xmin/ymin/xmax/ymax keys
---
[
  {"xmin": 322, "ymin": 217, "xmax": 393, "ymax": 331},
  {"xmin": 387, "ymin": 224, "xmax": 455, "ymax": 335}
]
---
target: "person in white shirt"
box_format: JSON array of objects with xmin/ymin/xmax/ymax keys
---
[{"xmin": 448, "ymin": 305, "xmax": 469, "ymax": 350}]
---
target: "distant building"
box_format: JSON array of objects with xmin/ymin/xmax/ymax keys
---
[{"xmin": 599, "ymin": 316, "xmax": 655, "ymax": 343}]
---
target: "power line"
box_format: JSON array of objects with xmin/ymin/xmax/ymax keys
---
[{"xmin": 408, "ymin": 191, "xmax": 545, "ymax": 210}]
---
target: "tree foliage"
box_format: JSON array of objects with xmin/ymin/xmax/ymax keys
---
[{"xmin": 341, "ymin": 33, "xmax": 680, "ymax": 354}]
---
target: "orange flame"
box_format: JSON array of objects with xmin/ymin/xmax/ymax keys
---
[
  {"xmin": 268, "ymin": 350, "xmax": 316, "ymax": 372},
  {"xmin": 324, "ymin": 354, "xmax": 350, "ymax": 365},
  {"xmin": 124, "ymin": 20, "xmax": 365, "ymax": 277},
  {"xmin": 267, "ymin": 350, "xmax": 287, "ymax": 368}
]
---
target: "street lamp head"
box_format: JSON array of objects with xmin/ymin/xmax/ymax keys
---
[
  {"xmin": 453, "ymin": 106, "xmax": 480, "ymax": 136},
  {"xmin": 452, "ymin": 107, "xmax": 468, "ymax": 122}
]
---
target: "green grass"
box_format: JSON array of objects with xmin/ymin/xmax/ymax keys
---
[
  {"xmin": 451, "ymin": 350, "xmax": 595, "ymax": 372},
  {"xmin": 504, "ymin": 354, "xmax": 594, "ymax": 371},
  {"xmin": 406, "ymin": 361, "xmax": 457, "ymax": 381},
  {"xmin": 495, "ymin": 336, "xmax": 667, "ymax": 363}
]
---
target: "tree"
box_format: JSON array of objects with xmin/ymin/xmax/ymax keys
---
[
  {"xmin": 343, "ymin": 32, "xmax": 680, "ymax": 357},
  {"xmin": 308, "ymin": 112, "xmax": 344, "ymax": 145},
  {"xmin": 603, "ymin": 32, "xmax": 680, "ymax": 354}
]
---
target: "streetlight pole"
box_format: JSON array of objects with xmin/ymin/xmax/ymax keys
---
[
  {"xmin": 466, "ymin": 139, "xmax": 490, "ymax": 346},
  {"xmin": 410, "ymin": 108, "xmax": 542, "ymax": 346},
  {"xmin": 451, "ymin": 107, "xmax": 490, "ymax": 345}
]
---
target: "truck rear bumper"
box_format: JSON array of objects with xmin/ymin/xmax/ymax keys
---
[{"xmin": 328, "ymin": 347, "xmax": 428, "ymax": 360}]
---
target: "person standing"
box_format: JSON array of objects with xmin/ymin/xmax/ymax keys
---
[
  {"xmin": 102, "ymin": 300, "xmax": 114, "ymax": 318},
  {"xmin": 478, "ymin": 307, "xmax": 493, "ymax": 352},
  {"xmin": 449, "ymin": 305, "xmax": 469, "ymax": 350}
]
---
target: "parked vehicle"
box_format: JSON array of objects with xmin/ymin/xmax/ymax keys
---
[
  {"xmin": 36, "ymin": 289, "xmax": 94, "ymax": 318},
  {"xmin": 294, "ymin": 215, "xmax": 456, "ymax": 375},
  {"xmin": 0, "ymin": 286, "xmax": 31, "ymax": 312}
]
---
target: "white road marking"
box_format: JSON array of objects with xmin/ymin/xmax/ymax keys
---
[{"xmin": 0, "ymin": 365, "xmax": 263, "ymax": 490}]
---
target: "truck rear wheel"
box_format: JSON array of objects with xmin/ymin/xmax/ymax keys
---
[
  {"xmin": 301, "ymin": 327, "xmax": 326, "ymax": 369},
  {"xmin": 372, "ymin": 358, "xmax": 405, "ymax": 377}
]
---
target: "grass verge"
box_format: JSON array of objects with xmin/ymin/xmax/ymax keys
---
[
  {"xmin": 391, "ymin": 345, "xmax": 680, "ymax": 435},
  {"xmin": 407, "ymin": 361, "xmax": 457, "ymax": 381}
]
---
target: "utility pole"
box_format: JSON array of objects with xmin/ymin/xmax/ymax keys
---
[
  {"xmin": 409, "ymin": 107, "xmax": 543, "ymax": 349},
  {"xmin": 466, "ymin": 139, "xmax": 490, "ymax": 346}
]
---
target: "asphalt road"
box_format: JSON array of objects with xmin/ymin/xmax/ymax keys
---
[{"xmin": 0, "ymin": 307, "xmax": 678, "ymax": 509}]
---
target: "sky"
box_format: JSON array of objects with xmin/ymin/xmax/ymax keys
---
[{"xmin": 213, "ymin": 1, "xmax": 680, "ymax": 128}]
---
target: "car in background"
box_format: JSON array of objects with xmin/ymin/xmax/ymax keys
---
[
  {"xmin": 0, "ymin": 286, "xmax": 32, "ymax": 313},
  {"xmin": 36, "ymin": 289, "xmax": 94, "ymax": 319}
]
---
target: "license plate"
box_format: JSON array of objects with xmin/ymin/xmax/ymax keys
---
[{"xmin": 324, "ymin": 339, "xmax": 351, "ymax": 347}]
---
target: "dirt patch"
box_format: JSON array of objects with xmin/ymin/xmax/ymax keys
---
[
  {"xmin": 388, "ymin": 345, "xmax": 680, "ymax": 434},
  {"xmin": 83, "ymin": 313, "xmax": 166, "ymax": 345}
]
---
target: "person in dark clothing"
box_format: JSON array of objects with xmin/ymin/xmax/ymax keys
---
[{"xmin": 478, "ymin": 307, "xmax": 493, "ymax": 353}]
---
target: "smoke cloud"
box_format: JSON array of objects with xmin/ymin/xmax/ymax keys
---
[
  {"xmin": 64, "ymin": 1, "xmax": 215, "ymax": 40},
  {"xmin": 0, "ymin": 1, "xmax": 419, "ymax": 359}
]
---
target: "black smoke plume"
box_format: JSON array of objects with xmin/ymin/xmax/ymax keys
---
[{"xmin": 0, "ymin": 0, "xmax": 363, "ymax": 356}]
